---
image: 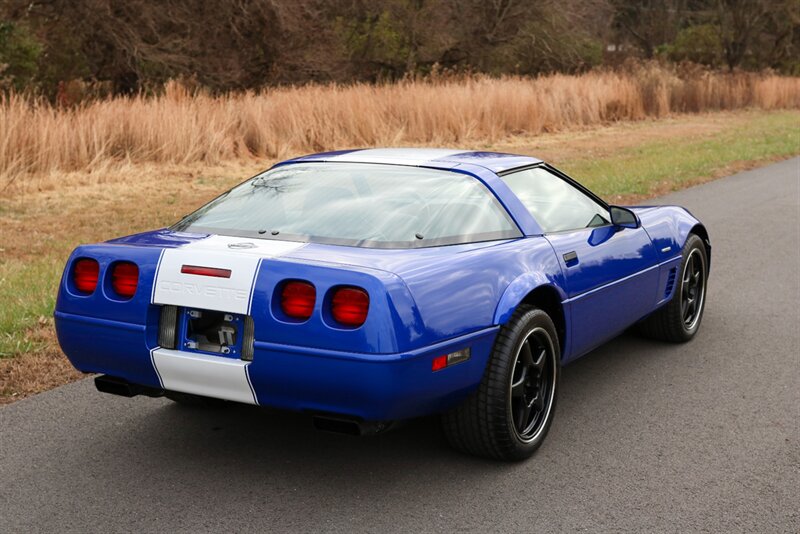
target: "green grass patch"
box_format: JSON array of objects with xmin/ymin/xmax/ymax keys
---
[
  {"xmin": 560, "ymin": 111, "xmax": 800, "ymax": 198},
  {"xmin": 0, "ymin": 258, "xmax": 62, "ymax": 358}
]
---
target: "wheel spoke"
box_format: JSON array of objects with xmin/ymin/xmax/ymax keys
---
[
  {"xmin": 519, "ymin": 340, "xmax": 534, "ymax": 368},
  {"xmin": 532, "ymin": 391, "xmax": 544, "ymax": 412},
  {"xmin": 683, "ymin": 296, "xmax": 697, "ymax": 323},
  {"xmin": 683, "ymin": 256, "xmax": 693, "ymax": 284},
  {"xmin": 511, "ymin": 367, "xmax": 527, "ymax": 397},
  {"xmin": 516, "ymin": 401, "xmax": 532, "ymax": 431},
  {"xmin": 532, "ymin": 348, "xmax": 546, "ymax": 373}
]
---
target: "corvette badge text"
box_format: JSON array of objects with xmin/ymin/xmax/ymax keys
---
[{"xmin": 157, "ymin": 280, "xmax": 248, "ymax": 301}]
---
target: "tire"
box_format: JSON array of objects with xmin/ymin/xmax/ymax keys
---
[
  {"xmin": 164, "ymin": 391, "xmax": 227, "ymax": 408},
  {"xmin": 638, "ymin": 233, "xmax": 708, "ymax": 343},
  {"xmin": 442, "ymin": 306, "xmax": 560, "ymax": 461}
]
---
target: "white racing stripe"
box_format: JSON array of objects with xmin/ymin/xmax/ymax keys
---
[
  {"xmin": 329, "ymin": 148, "xmax": 466, "ymax": 166},
  {"xmin": 153, "ymin": 235, "xmax": 305, "ymax": 314},
  {"xmin": 151, "ymin": 348, "xmax": 257, "ymax": 404},
  {"xmin": 151, "ymin": 236, "xmax": 302, "ymax": 401}
]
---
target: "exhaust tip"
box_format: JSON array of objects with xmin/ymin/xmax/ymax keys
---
[
  {"xmin": 312, "ymin": 415, "xmax": 362, "ymax": 436},
  {"xmin": 312, "ymin": 415, "xmax": 394, "ymax": 436},
  {"xmin": 94, "ymin": 375, "xmax": 162, "ymax": 398},
  {"xmin": 95, "ymin": 375, "xmax": 140, "ymax": 397}
]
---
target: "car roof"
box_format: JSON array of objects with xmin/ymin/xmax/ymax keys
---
[{"xmin": 281, "ymin": 148, "xmax": 543, "ymax": 174}]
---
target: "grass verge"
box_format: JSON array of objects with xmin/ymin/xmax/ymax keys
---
[
  {"xmin": 0, "ymin": 259, "xmax": 62, "ymax": 358},
  {"xmin": 0, "ymin": 109, "xmax": 798, "ymax": 403},
  {"xmin": 558, "ymin": 111, "xmax": 800, "ymax": 200}
]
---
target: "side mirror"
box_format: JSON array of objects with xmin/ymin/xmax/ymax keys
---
[{"xmin": 610, "ymin": 206, "xmax": 640, "ymax": 229}]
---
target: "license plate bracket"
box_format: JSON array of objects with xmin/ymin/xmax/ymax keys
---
[{"xmin": 179, "ymin": 308, "xmax": 245, "ymax": 358}]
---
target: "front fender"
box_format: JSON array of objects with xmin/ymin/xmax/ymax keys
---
[{"xmin": 633, "ymin": 205, "xmax": 710, "ymax": 265}]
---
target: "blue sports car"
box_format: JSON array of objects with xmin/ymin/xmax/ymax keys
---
[{"xmin": 55, "ymin": 148, "xmax": 710, "ymax": 460}]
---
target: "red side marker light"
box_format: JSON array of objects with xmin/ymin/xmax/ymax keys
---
[
  {"xmin": 181, "ymin": 265, "xmax": 232, "ymax": 278},
  {"xmin": 432, "ymin": 355, "xmax": 448, "ymax": 372},
  {"xmin": 73, "ymin": 258, "xmax": 100, "ymax": 294},
  {"xmin": 432, "ymin": 348, "xmax": 471, "ymax": 372},
  {"xmin": 112, "ymin": 262, "xmax": 139, "ymax": 298}
]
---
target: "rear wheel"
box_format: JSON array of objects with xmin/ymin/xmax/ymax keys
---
[
  {"xmin": 443, "ymin": 306, "xmax": 560, "ymax": 461},
  {"xmin": 638, "ymin": 233, "xmax": 708, "ymax": 342}
]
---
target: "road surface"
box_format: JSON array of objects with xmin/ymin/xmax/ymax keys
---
[{"xmin": 1, "ymin": 158, "xmax": 798, "ymax": 532}]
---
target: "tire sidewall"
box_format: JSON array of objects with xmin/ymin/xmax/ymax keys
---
[
  {"xmin": 500, "ymin": 308, "xmax": 561, "ymax": 457},
  {"xmin": 679, "ymin": 235, "xmax": 708, "ymax": 338}
]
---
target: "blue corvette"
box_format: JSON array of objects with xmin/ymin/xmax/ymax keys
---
[{"xmin": 55, "ymin": 148, "xmax": 710, "ymax": 460}]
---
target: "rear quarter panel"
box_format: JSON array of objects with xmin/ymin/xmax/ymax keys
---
[
  {"xmin": 55, "ymin": 244, "xmax": 164, "ymax": 386},
  {"xmin": 284, "ymin": 237, "xmax": 567, "ymax": 351}
]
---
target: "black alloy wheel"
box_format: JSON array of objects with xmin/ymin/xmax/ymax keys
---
[
  {"xmin": 509, "ymin": 327, "xmax": 556, "ymax": 443},
  {"xmin": 680, "ymin": 248, "xmax": 706, "ymax": 331}
]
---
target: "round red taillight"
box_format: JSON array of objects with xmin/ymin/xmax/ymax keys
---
[
  {"xmin": 111, "ymin": 262, "xmax": 139, "ymax": 298},
  {"xmin": 281, "ymin": 281, "xmax": 316, "ymax": 320},
  {"xmin": 331, "ymin": 287, "xmax": 369, "ymax": 327},
  {"xmin": 73, "ymin": 258, "xmax": 100, "ymax": 294}
]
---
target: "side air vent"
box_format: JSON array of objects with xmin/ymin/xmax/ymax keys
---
[
  {"xmin": 664, "ymin": 267, "xmax": 678, "ymax": 299},
  {"xmin": 241, "ymin": 316, "xmax": 255, "ymax": 361},
  {"xmin": 158, "ymin": 305, "xmax": 179, "ymax": 349}
]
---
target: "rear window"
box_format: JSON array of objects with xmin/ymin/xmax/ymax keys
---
[{"xmin": 172, "ymin": 163, "xmax": 521, "ymax": 248}]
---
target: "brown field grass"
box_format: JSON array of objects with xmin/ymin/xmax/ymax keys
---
[{"xmin": 2, "ymin": 64, "xmax": 799, "ymax": 192}]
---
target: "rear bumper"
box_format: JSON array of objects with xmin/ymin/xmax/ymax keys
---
[{"xmin": 55, "ymin": 310, "xmax": 497, "ymax": 421}]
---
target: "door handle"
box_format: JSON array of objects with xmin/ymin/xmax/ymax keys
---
[{"xmin": 563, "ymin": 251, "xmax": 579, "ymax": 265}]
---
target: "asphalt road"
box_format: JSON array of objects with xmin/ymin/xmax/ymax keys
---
[{"xmin": 1, "ymin": 158, "xmax": 798, "ymax": 533}]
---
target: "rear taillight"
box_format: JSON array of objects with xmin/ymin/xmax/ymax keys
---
[
  {"xmin": 111, "ymin": 262, "xmax": 139, "ymax": 298},
  {"xmin": 331, "ymin": 287, "xmax": 369, "ymax": 327},
  {"xmin": 281, "ymin": 281, "xmax": 316, "ymax": 320},
  {"xmin": 73, "ymin": 258, "xmax": 100, "ymax": 294}
]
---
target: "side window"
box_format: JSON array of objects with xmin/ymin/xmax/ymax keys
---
[{"xmin": 501, "ymin": 167, "xmax": 609, "ymax": 233}]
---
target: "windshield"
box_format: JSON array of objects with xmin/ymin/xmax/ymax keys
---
[{"xmin": 172, "ymin": 163, "xmax": 521, "ymax": 248}]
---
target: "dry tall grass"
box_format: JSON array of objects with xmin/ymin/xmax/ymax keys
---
[{"xmin": 2, "ymin": 64, "xmax": 799, "ymax": 190}]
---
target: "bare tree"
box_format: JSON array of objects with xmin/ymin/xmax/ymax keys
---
[
  {"xmin": 612, "ymin": 0, "xmax": 687, "ymax": 58},
  {"xmin": 715, "ymin": 0, "xmax": 768, "ymax": 70}
]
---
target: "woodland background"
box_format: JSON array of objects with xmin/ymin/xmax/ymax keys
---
[{"xmin": 1, "ymin": 0, "xmax": 798, "ymax": 97}]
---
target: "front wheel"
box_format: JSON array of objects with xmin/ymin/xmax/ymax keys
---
[
  {"xmin": 442, "ymin": 306, "xmax": 560, "ymax": 461},
  {"xmin": 638, "ymin": 233, "xmax": 708, "ymax": 343}
]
